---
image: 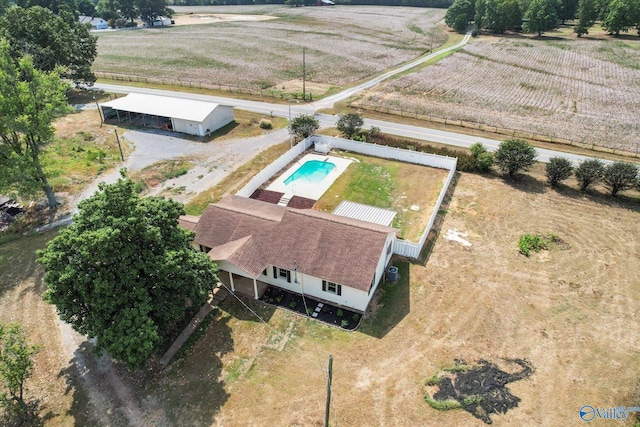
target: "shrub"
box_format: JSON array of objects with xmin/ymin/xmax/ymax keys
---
[
  {"xmin": 602, "ymin": 161, "xmax": 639, "ymax": 196},
  {"xmin": 476, "ymin": 152, "xmax": 494, "ymax": 173},
  {"xmin": 336, "ymin": 309, "xmax": 344, "ymax": 317},
  {"xmin": 352, "ymin": 313, "xmax": 361, "ymax": 322},
  {"xmin": 494, "ymin": 139, "xmax": 537, "ymax": 178},
  {"xmin": 469, "ymin": 142, "xmax": 487, "ymax": 157},
  {"xmin": 259, "ymin": 119, "xmax": 272, "ymax": 129},
  {"xmin": 306, "ymin": 308, "xmax": 313, "ymax": 315},
  {"xmin": 575, "ymin": 159, "xmax": 605, "ymax": 191},
  {"xmin": 518, "ymin": 233, "xmax": 548, "ymax": 256},
  {"xmin": 545, "ymin": 157, "xmax": 573, "ymax": 187},
  {"xmin": 341, "ymin": 320, "xmax": 349, "ymax": 328},
  {"xmin": 289, "ymin": 301, "xmax": 296, "ymax": 309},
  {"xmin": 336, "ymin": 113, "xmax": 364, "ymax": 139},
  {"xmin": 290, "ymin": 114, "xmax": 319, "ymax": 139},
  {"xmin": 166, "ymin": 167, "xmax": 188, "ymax": 179}
]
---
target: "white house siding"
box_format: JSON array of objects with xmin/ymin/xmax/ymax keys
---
[
  {"xmin": 173, "ymin": 118, "xmax": 201, "ymax": 136},
  {"xmin": 202, "ymin": 106, "xmax": 234, "ymax": 135},
  {"xmin": 371, "ymin": 232, "xmax": 396, "ymax": 297}
]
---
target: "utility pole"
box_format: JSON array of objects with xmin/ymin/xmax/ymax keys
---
[
  {"xmin": 302, "ymin": 47, "xmax": 306, "ymax": 102},
  {"xmin": 324, "ymin": 355, "xmax": 333, "ymax": 427},
  {"xmin": 114, "ymin": 129, "xmax": 125, "ymax": 162}
]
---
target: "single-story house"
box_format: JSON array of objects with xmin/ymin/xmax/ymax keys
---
[
  {"xmin": 152, "ymin": 16, "xmax": 173, "ymax": 27},
  {"xmin": 180, "ymin": 195, "xmax": 397, "ymax": 313},
  {"xmin": 79, "ymin": 15, "xmax": 109, "ymax": 30},
  {"xmin": 99, "ymin": 93, "xmax": 234, "ymax": 137}
]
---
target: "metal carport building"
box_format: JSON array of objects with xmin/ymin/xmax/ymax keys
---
[{"xmin": 100, "ymin": 93, "xmax": 235, "ymax": 137}]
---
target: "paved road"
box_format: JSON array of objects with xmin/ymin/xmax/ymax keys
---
[{"xmin": 93, "ymin": 31, "xmax": 605, "ymax": 166}]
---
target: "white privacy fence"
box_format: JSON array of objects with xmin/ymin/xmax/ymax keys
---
[{"xmin": 237, "ymin": 135, "xmax": 457, "ymax": 259}]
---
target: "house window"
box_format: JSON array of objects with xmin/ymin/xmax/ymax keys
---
[
  {"xmin": 322, "ymin": 280, "xmax": 342, "ymax": 296},
  {"xmin": 273, "ymin": 266, "xmax": 291, "ymax": 283}
]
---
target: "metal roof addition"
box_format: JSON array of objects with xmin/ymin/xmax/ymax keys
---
[
  {"xmin": 100, "ymin": 93, "xmax": 230, "ymax": 122},
  {"xmin": 332, "ymin": 201, "xmax": 396, "ymax": 227}
]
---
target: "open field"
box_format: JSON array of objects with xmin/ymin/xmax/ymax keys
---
[
  {"xmin": 359, "ymin": 35, "xmax": 640, "ymax": 152},
  {"xmin": 3, "ymin": 162, "xmax": 640, "ymax": 425},
  {"xmin": 93, "ymin": 6, "xmax": 447, "ymax": 96},
  {"xmin": 314, "ymin": 152, "xmax": 449, "ymax": 241}
]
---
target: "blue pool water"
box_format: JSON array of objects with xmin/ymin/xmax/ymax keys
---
[{"xmin": 284, "ymin": 160, "xmax": 336, "ymax": 185}]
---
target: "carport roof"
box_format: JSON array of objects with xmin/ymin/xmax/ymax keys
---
[{"xmin": 100, "ymin": 93, "xmax": 230, "ymax": 122}]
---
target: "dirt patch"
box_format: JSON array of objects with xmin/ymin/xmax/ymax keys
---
[
  {"xmin": 172, "ymin": 13, "xmax": 277, "ymax": 26},
  {"xmin": 426, "ymin": 359, "xmax": 534, "ymax": 424}
]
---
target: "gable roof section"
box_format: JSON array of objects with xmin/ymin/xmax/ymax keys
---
[
  {"xmin": 189, "ymin": 196, "xmax": 395, "ymax": 291},
  {"xmin": 100, "ymin": 93, "xmax": 231, "ymax": 123}
]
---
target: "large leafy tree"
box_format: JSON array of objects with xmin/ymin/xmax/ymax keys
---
[
  {"xmin": 137, "ymin": 0, "xmax": 172, "ymax": 27},
  {"xmin": 0, "ymin": 6, "xmax": 97, "ymax": 86},
  {"xmin": 0, "ymin": 39, "xmax": 70, "ymax": 209},
  {"xmin": 15, "ymin": 0, "xmax": 79, "ymax": 15},
  {"xmin": 483, "ymin": 0, "xmax": 523, "ymax": 33},
  {"xmin": 37, "ymin": 174, "xmax": 218, "ymax": 369},
  {"xmin": 445, "ymin": 0, "xmax": 475, "ymax": 33},
  {"xmin": 0, "ymin": 323, "xmax": 41, "ymax": 418},
  {"xmin": 494, "ymin": 138, "xmax": 537, "ymax": 177},
  {"xmin": 524, "ymin": 0, "xmax": 559, "ymax": 35},
  {"xmin": 601, "ymin": 0, "xmax": 640, "ymax": 35},
  {"xmin": 556, "ymin": 0, "xmax": 579, "ymax": 23},
  {"xmin": 602, "ymin": 161, "xmax": 638, "ymax": 196},
  {"xmin": 574, "ymin": 0, "xmax": 598, "ymax": 36}
]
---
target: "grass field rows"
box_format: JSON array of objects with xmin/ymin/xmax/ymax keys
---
[{"xmin": 363, "ymin": 37, "xmax": 640, "ymax": 152}]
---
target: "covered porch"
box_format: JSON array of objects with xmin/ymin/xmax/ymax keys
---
[{"xmin": 219, "ymin": 271, "xmax": 269, "ymax": 300}]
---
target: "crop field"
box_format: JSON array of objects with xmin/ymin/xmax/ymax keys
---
[
  {"xmin": 93, "ymin": 6, "xmax": 447, "ymax": 94},
  {"xmin": 360, "ymin": 37, "xmax": 640, "ymax": 152}
]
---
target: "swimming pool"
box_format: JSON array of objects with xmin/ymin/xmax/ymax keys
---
[{"xmin": 284, "ymin": 160, "xmax": 336, "ymax": 185}]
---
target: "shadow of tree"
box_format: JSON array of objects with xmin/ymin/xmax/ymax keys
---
[
  {"xmin": 219, "ymin": 293, "xmax": 277, "ymax": 323},
  {"xmin": 498, "ymin": 172, "xmax": 547, "ymax": 194},
  {"xmin": 56, "ymin": 311, "xmax": 234, "ymax": 426},
  {"xmin": 0, "ymin": 399, "xmax": 45, "ymax": 427}
]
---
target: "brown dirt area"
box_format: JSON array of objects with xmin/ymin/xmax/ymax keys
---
[
  {"xmin": 171, "ymin": 13, "xmax": 277, "ymax": 26},
  {"xmin": 3, "ymin": 163, "xmax": 640, "ymax": 426}
]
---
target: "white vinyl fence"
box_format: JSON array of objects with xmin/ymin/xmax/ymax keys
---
[{"xmin": 237, "ymin": 135, "xmax": 457, "ymax": 259}]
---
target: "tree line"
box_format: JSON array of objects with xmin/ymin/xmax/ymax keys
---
[
  {"xmin": 169, "ymin": 0, "xmax": 454, "ymax": 7},
  {"xmin": 96, "ymin": 0, "xmax": 174, "ymax": 27},
  {"xmin": 445, "ymin": 0, "xmax": 640, "ymax": 36}
]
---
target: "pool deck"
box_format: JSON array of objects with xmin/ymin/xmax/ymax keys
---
[{"xmin": 266, "ymin": 153, "xmax": 352, "ymax": 201}]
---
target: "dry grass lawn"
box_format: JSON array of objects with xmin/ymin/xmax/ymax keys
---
[{"xmin": 3, "ymin": 164, "xmax": 640, "ymax": 426}]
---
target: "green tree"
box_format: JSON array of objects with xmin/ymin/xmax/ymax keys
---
[
  {"xmin": 0, "ymin": 39, "xmax": 70, "ymax": 209},
  {"xmin": 557, "ymin": 0, "xmax": 579, "ymax": 23},
  {"xmin": 574, "ymin": 0, "xmax": 598, "ymax": 36},
  {"xmin": 494, "ymin": 138, "xmax": 537, "ymax": 177},
  {"xmin": 524, "ymin": 0, "xmax": 559, "ymax": 35},
  {"xmin": 475, "ymin": 0, "xmax": 487, "ymax": 31},
  {"xmin": 545, "ymin": 157, "xmax": 573, "ymax": 187},
  {"xmin": 483, "ymin": 0, "xmax": 523, "ymax": 33},
  {"xmin": 574, "ymin": 158, "xmax": 605, "ymax": 190},
  {"xmin": 137, "ymin": 0, "xmax": 172, "ymax": 27},
  {"xmin": 290, "ymin": 114, "xmax": 319, "ymax": 139},
  {"xmin": 0, "ymin": 0, "xmax": 10, "ymax": 15},
  {"xmin": 601, "ymin": 0, "xmax": 638, "ymax": 35},
  {"xmin": 77, "ymin": 0, "xmax": 96, "ymax": 15},
  {"xmin": 37, "ymin": 174, "xmax": 218, "ymax": 369},
  {"xmin": 16, "ymin": 0, "xmax": 79, "ymax": 15},
  {"xmin": 445, "ymin": 0, "xmax": 475, "ymax": 32},
  {"xmin": 95, "ymin": 0, "xmax": 121, "ymax": 20},
  {"xmin": 336, "ymin": 113, "xmax": 364, "ymax": 139},
  {"xmin": 0, "ymin": 323, "xmax": 41, "ymax": 417},
  {"xmin": 0, "ymin": 6, "xmax": 98, "ymax": 86},
  {"xmin": 602, "ymin": 161, "xmax": 638, "ymax": 196}
]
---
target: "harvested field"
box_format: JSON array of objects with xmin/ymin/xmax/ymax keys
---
[
  {"xmin": 2, "ymin": 164, "xmax": 640, "ymax": 426},
  {"xmin": 360, "ymin": 37, "xmax": 640, "ymax": 152},
  {"xmin": 94, "ymin": 6, "xmax": 447, "ymax": 94}
]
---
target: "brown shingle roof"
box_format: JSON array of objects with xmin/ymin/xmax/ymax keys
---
[{"xmin": 189, "ymin": 196, "xmax": 396, "ymax": 291}]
